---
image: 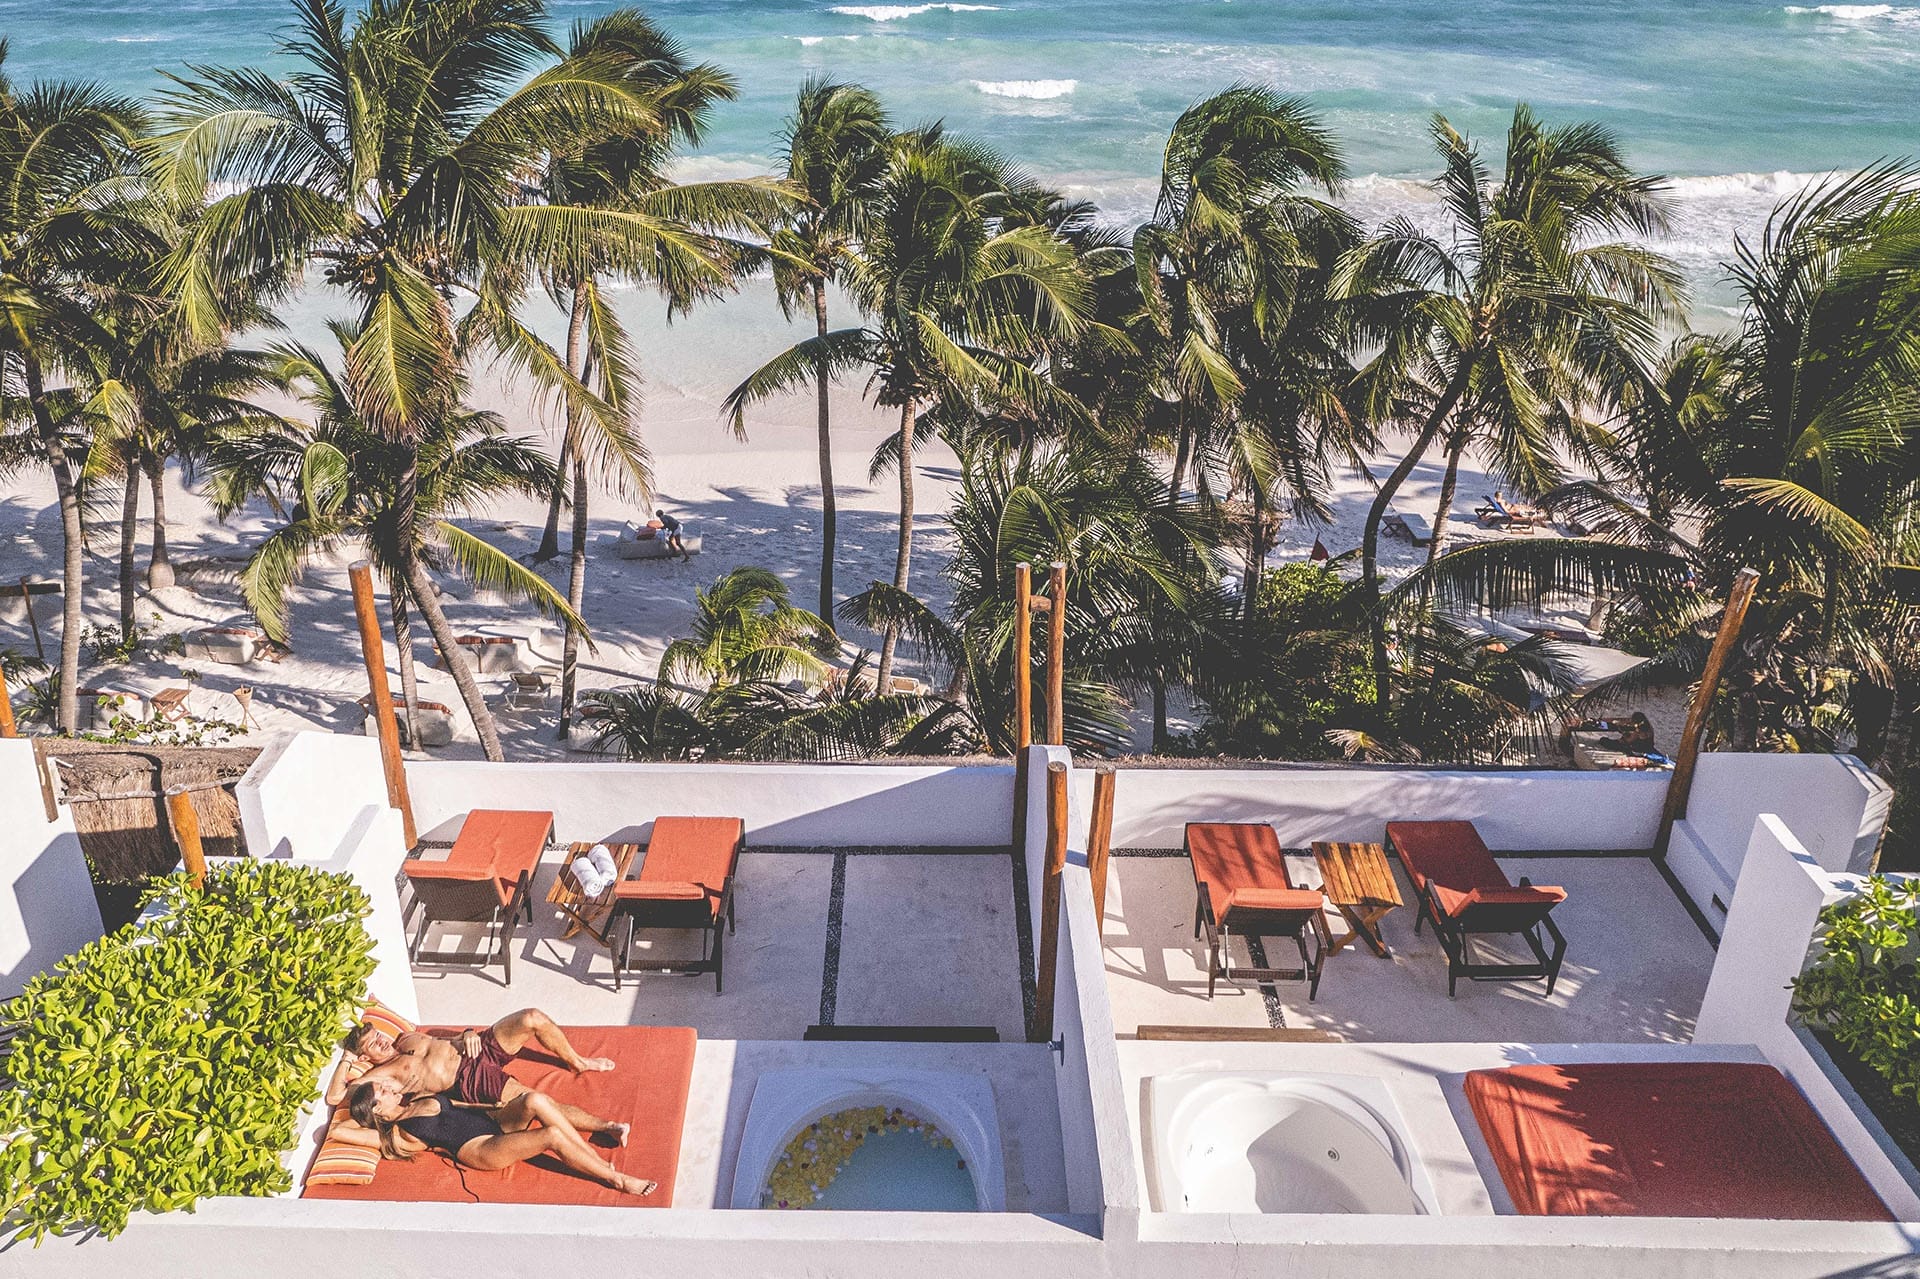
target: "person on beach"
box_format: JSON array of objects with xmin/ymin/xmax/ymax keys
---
[
  {"xmin": 327, "ymin": 1007, "xmax": 627, "ymax": 1145},
  {"xmin": 655, "ymin": 508, "xmax": 692, "ymax": 562},
  {"xmin": 343, "ymin": 1075, "xmax": 655, "ymax": 1197}
]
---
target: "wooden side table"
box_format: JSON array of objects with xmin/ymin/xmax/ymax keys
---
[
  {"xmin": 1312, "ymin": 841, "xmax": 1403, "ymax": 958},
  {"xmin": 547, "ymin": 841, "xmax": 640, "ymax": 945}
]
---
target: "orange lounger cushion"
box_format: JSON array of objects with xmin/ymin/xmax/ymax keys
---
[
  {"xmin": 1386, "ymin": 820, "xmax": 1508, "ymax": 896},
  {"xmin": 1431, "ymin": 882, "xmax": 1565, "ymax": 919},
  {"xmin": 613, "ymin": 879, "xmax": 709, "ymax": 903},
  {"xmin": 438, "ymin": 809, "xmax": 554, "ymax": 906},
  {"xmin": 630, "ymin": 816, "xmax": 744, "ymax": 917},
  {"xmin": 1464, "ymin": 1061, "xmax": 1893, "ymax": 1221},
  {"xmin": 302, "ymin": 1024, "xmax": 696, "ymax": 1208},
  {"xmin": 1228, "ymin": 887, "xmax": 1328, "ymax": 914},
  {"xmin": 1186, "ymin": 822, "xmax": 1313, "ymax": 917}
]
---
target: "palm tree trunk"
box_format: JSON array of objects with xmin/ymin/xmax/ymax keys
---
[
  {"xmin": 1425, "ymin": 431, "xmax": 1468, "ymax": 569},
  {"xmin": 396, "ymin": 456, "xmax": 505, "ymax": 761},
  {"xmin": 1362, "ymin": 365, "xmax": 1474, "ymax": 711},
  {"xmin": 875, "ymin": 399, "xmax": 916, "ymax": 692},
  {"xmin": 1168, "ymin": 411, "xmax": 1193, "ymax": 503},
  {"xmin": 1241, "ymin": 485, "xmax": 1266, "ymax": 622},
  {"xmin": 558, "ymin": 284, "xmax": 592, "ymax": 737},
  {"xmin": 813, "ymin": 277, "xmax": 837, "ymax": 625},
  {"xmin": 145, "ymin": 456, "xmax": 174, "ymax": 589},
  {"xmin": 534, "ymin": 433, "xmax": 569, "ymax": 562},
  {"xmin": 118, "ymin": 464, "xmax": 140, "ymax": 636},
  {"xmin": 22, "ymin": 352, "xmax": 83, "ymax": 734},
  {"xmin": 1151, "ymin": 672, "xmax": 1169, "ymax": 753},
  {"xmin": 390, "ymin": 590, "xmax": 424, "ymax": 751}
]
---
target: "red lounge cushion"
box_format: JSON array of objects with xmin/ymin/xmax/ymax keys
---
[
  {"xmin": 1432, "ymin": 882, "xmax": 1566, "ymax": 919},
  {"xmin": 1187, "ymin": 822, "xmax": 1292, "ymax": 897},
  {"xmin": 1224, "ymin": 886, "xmax": 1325, "ymax": 915},
  {"xmin": 304, "ymin": 1025, "xmax": 697, "ymax": 1208},
  {"xmin": 639, "ymin": 816, "xmax": 742, "ymax": 893},
  {"xmin": 613, "ymin": 879, "xmax": 709, "ymax": 902},
  {"xmin": 1386, "ymin": 820, "xmax": 1508, "ymax": 898},
  {"xmin": 1465, "ymin": 1062, "xmax": 1893, "ymax": 1221},
  {"xmin": 454, "ymin": 809, "xmax": 554, "ymax": 905}
]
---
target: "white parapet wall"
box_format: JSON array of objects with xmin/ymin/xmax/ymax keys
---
[
  {"xmin": 401, "ymin": 758, "xmax": 1017, "ymax": 848},
  {"xmin": 0, "ymin": 738, "xmax": 102, "ymax": 1000},
  {"xmin": 237, "ymin": 731, "xmax": 395, "ymax": 862}
]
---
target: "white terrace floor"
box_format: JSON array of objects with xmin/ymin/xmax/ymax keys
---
[
  {"xmin": 403, "ymin": 845, "xmax": 1067, "ymax": 1211},
  {"xmin": 1102, "ymin": 849, "xmax": 1717, "ymax": 1044}
]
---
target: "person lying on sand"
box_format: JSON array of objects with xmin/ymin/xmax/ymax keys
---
[
  {"xmin": 342, "ymin": 1076, "xmax": 655, "ymax": 1197},
  {"xmin": 326, "ymin": 1007, "xmax": 626, "ymax": 1147}
]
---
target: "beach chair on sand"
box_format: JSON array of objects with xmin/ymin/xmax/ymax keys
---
[
  {"xmin": 1388, "ymin": 507, "xmax": 1434, "ymax": 547},
  {"xmin": 1386, "ymin": 820, "xmax": 1567, "ymax": 997},
  {"xmin": 1475, "ymin": 494, "xmax": 1540, "ymax": 534},
  {"xmin": 609, "ymin": 816, "xmax": 744, "ymax": 993},
  {"xmin": 402, "ymin": 809, "xmax": 553, "ymax": 984},
  {"xmin": 1186, "ymin": 822, "xmax": 1328, "ymax": 1000}
]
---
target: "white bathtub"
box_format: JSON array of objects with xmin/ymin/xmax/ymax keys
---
[
  {"xmin": 1146, "ymin": 1071, "xmax": 1437, "ymax": 1214},
  {"xmin": 727, "ymin": 1068, "xmax": 1006, "ymax": 1211}
]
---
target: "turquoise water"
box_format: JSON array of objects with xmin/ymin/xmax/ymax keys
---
[
  {"xmin": 801, "ymin": 1124, "xmax": 978, "ymax": 1211},
  {"xmin": 3, "ymin": 0, "xmax": 1915, "ymax": 310}
]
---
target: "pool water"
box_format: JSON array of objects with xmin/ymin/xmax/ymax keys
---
[{"xmin": 761, "ymin": 1106, "xmax": 977, "ymax": 1211}]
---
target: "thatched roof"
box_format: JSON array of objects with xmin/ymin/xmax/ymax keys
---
[{"xmin": 33, "ymin": 740, "xmax": 261, "ymax": 883}]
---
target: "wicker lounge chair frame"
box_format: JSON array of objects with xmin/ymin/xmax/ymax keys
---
[
  {"xmin": 1387, "ymin": 820, "xmax": 1568, "ymax": 997},
  {"xmin": 609, "ymin": 817, "xmax": 744, "ymax": 993},
  {"xmin": 402, "ymin": 810, "xmax": 553, "ymax": 985},
  {"xmin": 1186, "ymin": 822, "xmax": 1327, "ymax": 1000}
]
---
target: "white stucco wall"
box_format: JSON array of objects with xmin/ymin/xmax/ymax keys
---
[
  {"xmin": 0, "ymin": 738, "xmax": 102, "ymax": 999},
  {"xmin": 1694, "ymin": 814, "xmax": 1920, "ymax": 1219},
  {"xmin": 401, "ymin": 758, "xmax": 1016, "ymax": 848},
  {"xmin": 237, "ymin": 731, "xmax": 394, "ymax": 862}
]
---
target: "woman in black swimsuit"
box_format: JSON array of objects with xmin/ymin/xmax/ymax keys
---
[{"xmin": 346, "ymin": 1076, "xmax": 655, "ymax": 1197}]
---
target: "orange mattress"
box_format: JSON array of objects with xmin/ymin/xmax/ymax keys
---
[
  {"xmin": 1463, "ymin": 1061, "xmax": 1892, "ymax": 1221},
  {"xmin": 303, "ymin": 1024, "xmax": 696, "ymax": 1208}
]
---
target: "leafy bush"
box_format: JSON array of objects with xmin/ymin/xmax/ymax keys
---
[
  {"xmin": 0, "ymin": 860, "xmax": 375, "ymax": 1241},
  {"xmin": 1791, "ymin": 876, "xmax": 1920, "ymax": 1104}
]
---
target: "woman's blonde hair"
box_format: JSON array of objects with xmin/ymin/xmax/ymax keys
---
[{"xmin": 347, "ymin": 1082, "xmax": 413, "ymax": 1161}]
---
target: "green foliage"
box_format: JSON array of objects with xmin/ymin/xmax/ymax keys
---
[
  {"xmin": 1792, "ymin": 876, "xmax": 1920, "ymax": 1107},
  {"xmin": 0, "ymin": 861, "xmax": 375, "ymax": 1241},
  {"xmin": 80, "ymin": 709, "xmax": 241, "ymax": 748}
]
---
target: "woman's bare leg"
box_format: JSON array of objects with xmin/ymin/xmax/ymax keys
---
[
  {"xmin": 456, "ymin": 1124, "xmax": 653, "ymax": 1197},
  {"xmin": 488, "ymin": 1008, "xmax": 614, "ymax": 1072},
  {"xmin": 494, "ymin": 1085, "xmax": 628, "ymax": 1147}
]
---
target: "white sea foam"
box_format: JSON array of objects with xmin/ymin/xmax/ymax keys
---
[
  {"xmin": 106, "ymin": 34, "xmax": 174, "ymax": 43},
  {"xmin": 1782, "ymin": 4, "xmax": 1920, "ymax": 19},
  {"xmin": 827, "ymin": 3, "xmax": 1002, "ymax": 21},
  {"xmin": 788, "ymin": 34, "xmax": 865, "ymax": 44},
  {"xmin": 973, "ymin": 78, "xmax": 1077, "ymax": 99}
]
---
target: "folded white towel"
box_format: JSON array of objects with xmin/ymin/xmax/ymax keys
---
[
  {"xmin": 573, "ymin": 843, "xmax": 619, "ymax": 898},
  {"xmin": 587, "ymin": 843, "xmax": 618, "ymax": 880}
]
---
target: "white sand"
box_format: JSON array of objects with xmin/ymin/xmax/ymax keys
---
[{"xmin": 0, "ymin": 278, "xmax": 1562, "ymax": 759}]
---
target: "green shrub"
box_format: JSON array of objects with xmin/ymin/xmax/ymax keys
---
[
  {"xmin": 1791, "ymin": 875, "xmax": 1920, "ymax": 1104},
  {"xmin": 0, "ymin": 860, "xmax": 375, "ymax": 1242}
]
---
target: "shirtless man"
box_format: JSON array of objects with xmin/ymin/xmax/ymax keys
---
[{"xmin": 325, "ymin": 1007, "xmax": 627, "ymax": 1146}]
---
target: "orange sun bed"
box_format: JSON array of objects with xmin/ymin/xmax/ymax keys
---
[
  {"xmin": 1463, "ymin": 1061, "xmax": 1893, "ymax": 1221},
  {"xmin": 302, "ymin": 1024, "xmax": 696, "ymax": 1208}
]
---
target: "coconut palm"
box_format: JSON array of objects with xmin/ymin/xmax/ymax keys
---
[
  {"xmin": 1336, "ymin": 104, "xmax": 1683, "ymax": 708},
  {"xmin": 657, "ymin": 566, "xmax": 833, "ymax": 690},
  {"xmin": 152, "ymin": 0, "xmax": 691, "ymax": 759},
  {"xmin": 727, "ymin": 127, "xmax": 1095, "ymax": 692},
  {"xmin": 0, "ymin": 51, "xmax": 152, "ymax": 733},
  {"xmin": 733, "ymin": 78, "xmax": 891, "ymax": 623},
  {"xmin": 209, "ymin": 329, "xmax": 578, "ymax": 751}
]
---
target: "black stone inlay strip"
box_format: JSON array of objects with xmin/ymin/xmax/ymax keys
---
[
  {"xmin": 1242, "ymin": 936, "xmax": 1287, "ymax": 1029},
  {"xmin": 1653, "ymin": 854, "xmax": 1722, "ymax": 948},
  {"xmin": 1009, "ymin": 842, "xmax": 1038, "ymax": 1038},
  {"xmin": 818, "ymin": 850, "xmax": 849, "ymax": 1025},
  {"xmin": 754, "ymin": 844, "xmax": 1008, "ymax": 857}
]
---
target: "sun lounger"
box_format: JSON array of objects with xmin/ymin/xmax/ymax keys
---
[
  {"xmin": 1387, "ymin": 507, "xmax": 1434, "ymax": 547},
  {"xmin": 1385, "ymin": 820, "xmax": 1567, "ymax": 996},
  {"xmin": 609, "ymin": 816, "xmax": 743, "ymax": 992},
  {"xmin": 357, "ymin": 691, "xmax": 456, "ymax": 747},
  {"xmin": 185, "ymin": 625, "xmax": 263, "ymax": 665},
  {"xmin": 1185, "ymin": 822, "xmax": 1327, "ymax": 1000},
  {"xmin": 614, "ymin": 520, "xmax": 703, "ymax": 560},
  {"xmin": 1475, "ymin": 494, "xmax": 1541, "ymax": 534},
  {"xmin": 448, "ymin": 634, "xmax": 520, "ymax": 673},
  {"xmin": 402, "ymin": 809, "xmax": 553, "ymax": 984}
]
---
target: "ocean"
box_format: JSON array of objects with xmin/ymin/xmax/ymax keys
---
[{"xmin": 3, "ymin": 0, "xmax": 1915, "ymax": 322}]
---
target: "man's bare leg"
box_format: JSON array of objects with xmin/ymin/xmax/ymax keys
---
[
  {"xmin": 488, "ymin": 1008, "xmax": 614, "ymax": 1072},
  {"xmin": 494, "ymin": 1085, "xmax": 629, "ymax": 1148}
]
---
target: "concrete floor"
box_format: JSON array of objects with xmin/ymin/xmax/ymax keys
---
[{"xmin": 1101, "ymin": 851, "xmax": 1716, "ymax": 1043}]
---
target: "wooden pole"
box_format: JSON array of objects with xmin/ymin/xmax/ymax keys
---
[
  {"xmin": 1088, "ymin": 767, "xmax": 1115, "ymax": 933},
  {"xmin": 0, "ymin": 675, "xmax": 15, "ymax": 738},
  {"xmin": 167, "ymin": 789, "xmax": 207, "ymax": 888},
  {"xmin": 1031, "ymin": 761, "xmax": 1070, "ymax": 1044},
  {"xmin": 1045, "ymin": 561, "xmax": 1066, "ymax": 747},
  {"xmin": 349, "ymin": 561, "xmax": 418, "ymax": 848},
  {"xmin": 20, "ymin": 576, "xmax": 43, "ymax": 662},
  {"xmin": 1656, "ymin": 568, "xmax": 1761, "ymax": 856},
  {"xmin": 1014, "ymin": 562, "xmax": 1033, "ymax": 753}
]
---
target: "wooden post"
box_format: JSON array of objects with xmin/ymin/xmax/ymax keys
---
[
  {"xmin": 349, "ymin": 561, "xmax": 418, "ymax": 848},
  {"xmin": 0, "ymin": 675, "xmax": 15, "ymax": 738},
  {"xmin": 1014, "ymin": 562, "xmax": 1033, "ymax": 753},
  {"xmin": 167, "ymin": 789, "xmax": 207, "ymax": 888},
  {"xmin": 1657, "ymin": 568, "xmax": 1761, "ymax": 855},
  {"xmin": 1031, "ymin": 761, "xmax": 1070, "ymax": 1044},
  {"xmin": 20, "ymin": 575, "xmax": 43, "ymax": 662},
  {"xmin": 1045, "ymin": 561, "xmax": 1066, "ymax": 747},
  {"xmin": 1088, "ymin": 767, "xmax": 1115, "ymax": 933}
]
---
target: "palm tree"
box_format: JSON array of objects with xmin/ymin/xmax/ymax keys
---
[
  {"xmin": 727, "ymin": 126, "xmax": 1095, "ymax": 692},
  {"xmin": 511, "ymin": 10, "xmax": 780, "ymax": 737},
  {"xmin": 657, "ymin": 566, "xmax": 832, "ymax": 690},
  {"xmin": 1335, "ymin": 104, "xmax": 1682, "ymax": 707},
  {"xmin": 152, "ymin": 0, "xmax": 684, "ymax": 760},
  {"xmin": 737, "ymin": 79, "xmax": 891, "ymax": 623},
  {"xmin": 210, "ymin": 330, "xmax": 579, "ymax": 751},
  {"xmin": 0, "ymin": 50, "xmax": 151, "ymax": 733}
]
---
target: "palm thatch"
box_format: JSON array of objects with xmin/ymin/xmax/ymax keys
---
[{"xmin": 33, "ymin": 739, "xmax": 260, "ymax": 883}]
